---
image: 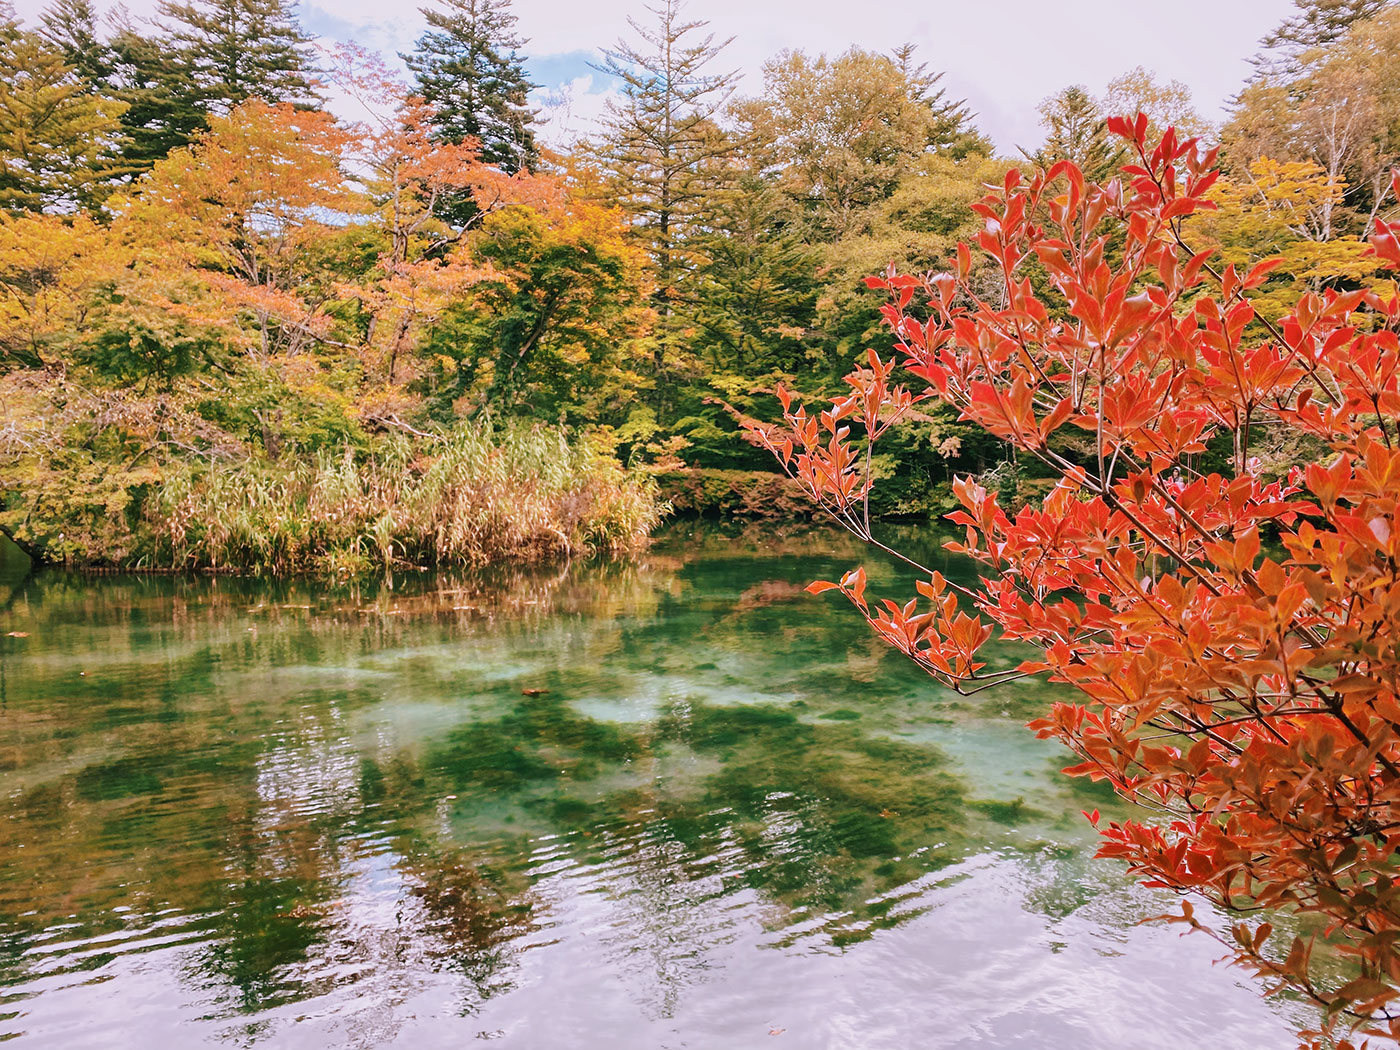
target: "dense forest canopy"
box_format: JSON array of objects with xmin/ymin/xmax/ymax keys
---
[{"xmin": 0, "ymin": 0, "xmax": 1397, "ymax": 569}]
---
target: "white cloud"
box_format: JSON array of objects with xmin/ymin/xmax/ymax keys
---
[{"xmin": 535, "ymin": 74, "xmax": 622, "ymax": 146}]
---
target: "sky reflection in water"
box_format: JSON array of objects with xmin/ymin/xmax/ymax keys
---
[{"xmin": 0, "ymin": 524, "xmax": 1310, "ymax": 1048}]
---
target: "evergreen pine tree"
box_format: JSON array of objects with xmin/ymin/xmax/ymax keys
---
[
  {"xmin": 1252, "ymin": 0, "xmax": 1392, "ymax": 76},
  {"xmin": 39, "ymin": 0, "xmax": 202, "ymax": 180},
  {"xmin": 890, "ymin": 43, "xmax": 988, "ymax": 158},
  {"xmin": 0, "ymin": 24, "xmax": 129, "ymax": 212},
  {"xmin": 1034, "ymin": 85, "xmax": 1121, "ymax": 182},
  {"xmin": 104, "ymin": 10, "xmax": 209, "ymax": 175},
  {"xmin": 158, "ymin": 0, "xmax": 319, "ymax": 114},
  {"xmin": 592, "ymin": 0, "xmax": 739, "ymax": 402},
  {"xmin": 39, "ymin": 0, "xmax": 112, "ymax": 86},
  {"xmin": 403, "ymin": 0, "xmax": 537, "ymax": 173},
  {"xmin": 693, "ymin": 173, "xmax": 819, "ymax": 377}
]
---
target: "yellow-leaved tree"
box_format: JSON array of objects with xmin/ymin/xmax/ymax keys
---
[{"xmin": 1191, "ymin": 157, "xmax": 1396, "ymax": 320}]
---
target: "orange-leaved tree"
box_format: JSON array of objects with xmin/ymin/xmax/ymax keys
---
[
  {"xmin": 749, "ymin": 114, "xmax": 1400, "ymax": 1047},
  {"xmin": 115, "ymin": 98, "xmax": 353, "ymax": 360},
  {"xmin": 328, "ymin": 43, "xmax": 563, "ymax": 397}
]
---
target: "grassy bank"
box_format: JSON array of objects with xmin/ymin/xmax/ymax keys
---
[{"xmin": 5, "ymin": 424, "xmax": 662, "ymax": 575}]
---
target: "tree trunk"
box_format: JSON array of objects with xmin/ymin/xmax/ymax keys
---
[{"xmin": 0, "ymin": 523, "xmax": 43, "ymax": 566}]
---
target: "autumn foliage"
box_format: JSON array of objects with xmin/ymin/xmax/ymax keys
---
[
  {"xmin": 0, "ymin": 44, "xmax": 655, "ymax": 570},
  {"xmin": 750, "ymin": 114, "xmax": 1400, "ymax": 1044}
]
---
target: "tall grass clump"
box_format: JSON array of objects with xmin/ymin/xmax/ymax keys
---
[{"xmin": 140, "ymin": 424, "xmax": 663, "ymax": 574}]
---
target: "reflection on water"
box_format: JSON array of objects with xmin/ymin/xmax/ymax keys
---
[{"xmin": 0, "ymin": 523, "xmax": 1310, "ymax": 1048}]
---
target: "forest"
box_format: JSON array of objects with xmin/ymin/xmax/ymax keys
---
[{"xmin": 0, "ymin": 0, "xmax": 1396, "ymax": 576}]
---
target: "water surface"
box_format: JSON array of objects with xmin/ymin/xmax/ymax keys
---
[{"xmin": 0, "ymin": 524, "xmax": 1309, "ymax": 1048}]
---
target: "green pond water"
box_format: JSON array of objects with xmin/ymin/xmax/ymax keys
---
[{"xmin": 0, "ymin": 523, "xmax": 1311, "ymax": 1048}]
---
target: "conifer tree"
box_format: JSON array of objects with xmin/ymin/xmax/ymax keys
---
[
  {"xmin": 692, "ymin": 173, "xmax": 819, "ymax": 376},
  {"xmin": 0, "ymin": 23, "xmax": 129, "ymax": 212},
  {"xmin": 890, "ymin": 43, "xmax": 986, "ymax": 158},
  {"xmin": 403, "ymin": 0, "xmax": 537, "ymax": 173},
  {"xmin": 158, "ymin": 0, "xmax": 319, "ymax": 114},
  {"xmin": 1034, "ymin": 85, "xmax": 1120, "ymax": 182},
  {"xmin": 1251, "ymin": 0, "xmax": 1391, "ymax": 76},
  {"xmin": 104, "ymin": 11, "xmax": 209, "ymax": 174},
  {"xmin": 37, "ymin": 0, "xmax": 203, "ymax": 179},
  {"xmin": 39, "ymin": 0, "xmax": 111, "ymax": 86},
  {"xmin": 592, "ymin": 0, "xmax": 739, "ymax": 398}
]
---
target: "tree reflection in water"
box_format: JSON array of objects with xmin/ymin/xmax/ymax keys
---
[{"xmin": 0, "ymin": 524, "xmax": 1314, "ymax": 1047}]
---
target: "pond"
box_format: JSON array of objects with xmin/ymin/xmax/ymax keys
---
[{"xmin": 0, "ymin": 523, "xmax": 1311, "ymax": 1048}]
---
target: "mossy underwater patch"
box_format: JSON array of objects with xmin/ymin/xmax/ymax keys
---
[{"xmin": 968, "ymin": 797, "xmax": 1045, "ymax": 825}]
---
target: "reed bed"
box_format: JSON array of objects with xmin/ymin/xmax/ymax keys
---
[{"xmin": 139, "ymin": 425, "xmax": 662, "ymax": 574}]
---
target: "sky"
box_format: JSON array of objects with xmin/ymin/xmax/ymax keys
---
[{"xmin": 12, "ymin": 0, "xmax": 1301, "ymax": 152}]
